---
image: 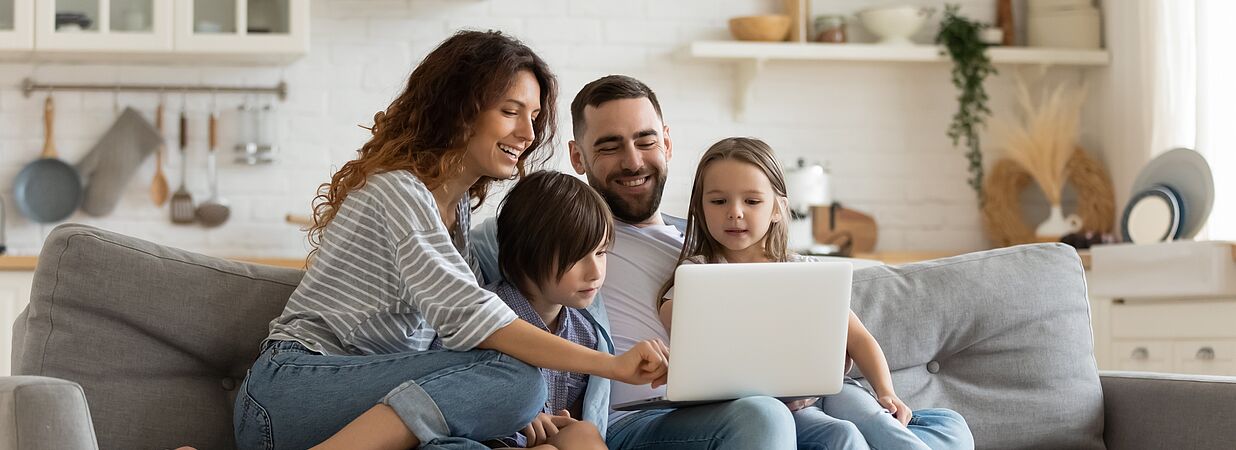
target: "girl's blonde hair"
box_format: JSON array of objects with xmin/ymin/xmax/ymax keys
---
[{"xmin": 657, "ymin": 137, "xmax": 790, "ymax": 303}]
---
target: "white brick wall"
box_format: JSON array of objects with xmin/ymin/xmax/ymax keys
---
[{"xmin": 0, "ymin": 0, "xmax": 1101, "ymax": 258}]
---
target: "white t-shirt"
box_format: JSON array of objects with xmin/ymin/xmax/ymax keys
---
[{"xmin": 603, "ymin": 219, "xmax": 683, "ymax": 422}]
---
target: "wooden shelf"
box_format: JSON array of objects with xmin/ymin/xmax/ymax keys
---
[
  {"xmin": 686, "ymin": 41, "xmax": 1111, "ymax": 65},
  {"xmin": 683, "ymin": 41, "xmax": 1111, "ymax": 120}
]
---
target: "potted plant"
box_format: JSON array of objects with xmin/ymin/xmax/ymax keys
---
[{"xmin": 935, "ymin": 4, "xmax": 997, "ymax": 203}]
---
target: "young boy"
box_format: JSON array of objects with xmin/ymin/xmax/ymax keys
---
[{"xmin": 439, "ymin": 170, "xmax": 615, "ymax": 450}]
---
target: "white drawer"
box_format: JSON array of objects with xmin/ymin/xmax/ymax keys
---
[
  {"xmin": 1110, "ymin": 299, "xmax": 1236, "ymax": 339},
  {"xmin": 1112, "ymin": 340, "xmax": 1175, "ymax": 373},
  {"xmin": 1089, "ymin": 241, "xmax": 1236, "ymax": 298},
  {"xmin": 1174, "ymin": 340, "xmax": 1236, "ymax": 376}
]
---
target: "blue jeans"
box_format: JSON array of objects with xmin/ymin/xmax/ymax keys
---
[
  {"xmin": 234, "ymin": 340, "xmax": 546, "ymax": 450},
  {"xmin": 796, "ymin": 383, "xmax": 974, "ymax": 450},
  {"xmin": 606, "ymin": 396, "xmax": 798, "ymax": 449}
]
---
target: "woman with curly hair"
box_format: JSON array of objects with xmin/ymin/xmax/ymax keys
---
[{"xmin": 234, "ymin": 30, "xmax": 669, "ymax": 450}]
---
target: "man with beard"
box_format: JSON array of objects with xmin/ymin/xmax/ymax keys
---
[
  {"xmin": 471, "ymin": 74, "xmax": 796, "ymax": 449},
  {"xmin": 564, "ymin": 75, "xmax": 798, "ymax": 449},
  {"xmin": 564, "ymin": 75, "xmax": 973, "ymax": 450}
]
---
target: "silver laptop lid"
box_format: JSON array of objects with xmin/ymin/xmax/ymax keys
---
[{"xmin": 666, "ymin": 261, "xmax": 853, "ymax": 402}]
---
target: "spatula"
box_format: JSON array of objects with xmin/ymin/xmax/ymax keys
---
[{"xmin": 170, "ymin": 98, "xmax": 195, "ymax": 224}]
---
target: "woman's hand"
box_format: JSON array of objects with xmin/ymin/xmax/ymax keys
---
[
  {"xmin": 877, "ymin": 394, "xmax": 912, "ymax": 426},
  {"xmin": 521, "ymin": 411, "xmax": 578, "ymax": 447},
  {"xmin": 608, "ymin": 339, "xmax": 670, "ymax": 387},
  {"xmin": 784, "ymin": 397, "xmax": 819, "ymax": 412}
]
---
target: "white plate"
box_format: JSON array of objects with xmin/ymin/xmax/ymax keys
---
[{"xmin": 1130, "ymin": 148, "xmax": 1214, "ymax": 239}]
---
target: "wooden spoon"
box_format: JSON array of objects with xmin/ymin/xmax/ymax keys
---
[{"xmin": 150, "ymin": 99, "xmax": 169, "ymax": 205}]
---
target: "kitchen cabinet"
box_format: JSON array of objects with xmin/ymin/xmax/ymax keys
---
[
  {"xmin": 0, "ymin": 0, "xmax": 32, "ymax": 50},
  {"xmin": 0, "ymin": 270, "xmax": 33, "ymax": 377},
  {"xmin": 1087, "ymin": 241, "xmax": 1236, "ymax": 376},
  {"xmin": 1, "ymin": 0, "xmax": 305, "ymax": 63},
  {"xmin": 35, "ymin": 0, "xmax": 173, "ymax": 51},
  {"xmin": 173, "ymin": 0, "xmax": 308, "ymax": 59}
]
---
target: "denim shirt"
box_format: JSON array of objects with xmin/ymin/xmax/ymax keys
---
[{"xmin": 470, "ymin": 218, "xmax": 616, "ymax": 437}]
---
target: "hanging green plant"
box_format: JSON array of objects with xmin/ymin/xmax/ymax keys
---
[{"xmin": 935, "ymin": 4, "xmax": 996, "ymax": 203}]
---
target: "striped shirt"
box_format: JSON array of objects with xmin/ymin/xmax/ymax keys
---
[{"xmin": 266, "ymin": 170, "xmax": 518, "ymax": 354}]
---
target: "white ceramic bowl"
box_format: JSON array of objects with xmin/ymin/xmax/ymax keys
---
[{"xmin": 858, "ymin": 5, "xmax": 932, "ymax": 45}]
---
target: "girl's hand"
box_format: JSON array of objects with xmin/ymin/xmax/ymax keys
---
[
  {"xmin": 878, "ymin": 394, "xmax": 912, "ymax": 426},
  {"xmin": 522, "ymin": 411, "xmax": 577, "ymax": 447},
  {"xmin": 608, "ymin": 339, "xmax": 670, "ymax": 387},
  {"xmin": 784, "ymin": 397, "xmax": 819, "ymax": 412}
]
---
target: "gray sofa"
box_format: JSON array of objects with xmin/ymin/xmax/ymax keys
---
[{"xmin": 4, "ymin": 224, "xmax": 1235, "ymax": 449}]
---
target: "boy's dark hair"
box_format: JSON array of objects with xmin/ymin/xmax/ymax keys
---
[
  {"xmin": 498, "ymin": 171, "xmax": 614, "ymax": 290},
  {"xmin": 570, "ymin": 75, "xmax": 663, "ymax": 138}
]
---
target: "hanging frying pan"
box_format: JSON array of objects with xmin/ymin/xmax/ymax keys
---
[{"xmin": 12, "ymin": 96, "xmax": 83, "ymax": 223}]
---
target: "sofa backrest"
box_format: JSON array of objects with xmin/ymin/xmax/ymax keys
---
[
  {"xmin": 12, "ymin": 224, "xmax": 303, "ymax": 450},
  {"xmin": 13, "ymin": 225, "xmax": 1103, "ymax": 449},
  {"xmin": 851, "ymin": 243, "xmax": 1104, "ymax": 449}
]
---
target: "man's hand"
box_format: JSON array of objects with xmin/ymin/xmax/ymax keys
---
[
  {"xmin": 878, "ymin": 394, "xmax": 913, "ymax": 426},
  {"xmin": 608, "ymin": 339, "xmax": 670, "ymax": 387},
  {"xmin": 784, "ymin": 397, "xmax": 819, "ymax": 412}
]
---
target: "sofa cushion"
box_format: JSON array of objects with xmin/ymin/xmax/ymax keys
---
[
  {"xmin": 13, "ymin": 224, "xmax": 304, "ymax": 450},
  {"xmin": 852, "ymin": 243, "xmax": 1103, "ymax": 449},
  {"xmin": 0, "ymin": 376, "xmax": 98, "ymax": 450}
]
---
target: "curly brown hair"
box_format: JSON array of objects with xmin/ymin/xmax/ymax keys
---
[{"xmin": 308, "ymin": 30, "xmax": 558, "ymax": 255}]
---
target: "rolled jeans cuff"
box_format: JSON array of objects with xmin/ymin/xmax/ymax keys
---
[{"xmin": 383, "ymin": 379, "xmax": 451, "ymax": 443}]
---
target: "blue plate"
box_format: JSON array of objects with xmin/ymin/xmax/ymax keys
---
[{"xmin": 1121, "ymin": 185, "xmax": 1183, "ymax": 243}]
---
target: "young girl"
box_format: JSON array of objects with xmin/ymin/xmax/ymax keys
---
[
  {"xmin": 435, "ymin": 170, "xmax": 614, "ymax": 450},
  {"xmin": 658, "ymin": 137, "xmax": 966, "ymax": 450}
]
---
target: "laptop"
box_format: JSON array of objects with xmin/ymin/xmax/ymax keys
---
[{"xmin": 613, "ymin": 261, "xmax": 854, "ymax": 411}]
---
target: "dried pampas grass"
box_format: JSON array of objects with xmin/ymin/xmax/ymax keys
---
[
  {"xmin": 982, "ymin": 148, "xmax": 1115, "ymax": 247},
  {"xmin": 992, "ymin": 77, "xmax": 1089, "ymax": 206}
]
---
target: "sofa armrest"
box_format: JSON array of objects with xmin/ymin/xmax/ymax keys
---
[
  {"xmin": 1101, "ymin": 371, "xmax": 1236, "ymax": 450},
  {"xmin": 0, "ymin": 376, "xmax": 98, "ymax": 450}
]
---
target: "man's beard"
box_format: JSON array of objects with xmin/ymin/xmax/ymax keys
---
[{"xmin": 587, "ymin": 169, "xmax": 667, "ymax": 224}]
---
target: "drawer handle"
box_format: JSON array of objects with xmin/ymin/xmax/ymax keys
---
[
  {"xmin": 1131, "ymin": 347, "xmax": 1149, "ymax": 360},
  {"xmin": 1196, "ymin": 347, "xmax": 1216, "ymax": 361}
]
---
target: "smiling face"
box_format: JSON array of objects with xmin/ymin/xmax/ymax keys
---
[
  {"xmin": 569, "ymin": 97, "xmax": 672, "ymax": 225},
  {"xmin": 461, "ymin": 70, "xmax": 541, "ymax": 180},
  {"xmin": 699, "ymin": 158, "xmax": 785, "ymax": 262}
]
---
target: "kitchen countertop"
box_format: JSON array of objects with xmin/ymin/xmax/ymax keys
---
[
  {"xmin": 0, "ymin": 255, "xmax": 306, "ymax": 271},
  {"xmin": 858, "ymin": 250, "xmax": 1093, "ymax": 270},
  {"xmin": 3, "ymin": 250, "xmax": 1100, "ymax": 272}
]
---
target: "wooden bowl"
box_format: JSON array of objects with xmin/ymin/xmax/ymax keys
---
[{"xmin": 728, "ymin": 15, "xmax": 792, "ymax": 42}]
